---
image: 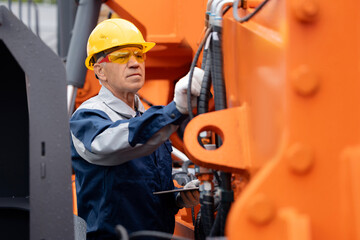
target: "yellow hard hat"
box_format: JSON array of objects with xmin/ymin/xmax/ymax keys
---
[{"xmin": 85, "ymin": 18, "xmax": 156, "ymax": 70}]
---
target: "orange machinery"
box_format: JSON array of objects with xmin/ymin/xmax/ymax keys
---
[
  {"xmin": 184, "ymin": 0, "xmax": 360, "ymax": 239},
  {"xmin": 75, "ymin": 0, "xmax": 360, "ymax": 239}
]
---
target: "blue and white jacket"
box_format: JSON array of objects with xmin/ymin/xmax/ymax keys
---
[{"xmin": 70, "ymin": 86, "xmax": 184, "ymax": 239}]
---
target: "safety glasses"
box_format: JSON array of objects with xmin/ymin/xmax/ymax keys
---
[{"xmin": 99, "ymin": 48, "xmax": 146, "ymax": 65}]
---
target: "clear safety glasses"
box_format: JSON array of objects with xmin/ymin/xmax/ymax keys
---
[{"xmin": 99, "ymin": 48, "xmax": 146, "ymax": 65}]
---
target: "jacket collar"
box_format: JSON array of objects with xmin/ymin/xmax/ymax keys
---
[{"xmin": 98, "ymin": 86, "xmax": 145, "ymax": 119}]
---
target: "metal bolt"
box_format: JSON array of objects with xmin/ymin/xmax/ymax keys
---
[
  {"xmin": 286, "ymin": 143, "xmax": 314, "ymax": 174},
  {"xmin": 291, "ymin": 65, "xmax": 319, "ymax": 96},
  {"xmin": 247, "ymin": 193, "xmax": 275, "ymax": 225},
  {"xmin": 292, "ymin": 0, "xmax": 319, "ymax": 23}
]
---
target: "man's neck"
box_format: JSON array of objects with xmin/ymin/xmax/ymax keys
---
[
  {"xmin": 104, "ymin": 85, "xmax": 136, "ymax": 110},
  {"xmin": 116, "ymin": 92, "xmax": 136, "ymax": 110}
]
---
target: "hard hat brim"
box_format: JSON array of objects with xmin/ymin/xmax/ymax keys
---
[{"xmin": 85, "ymin": 41, "xmax": 156, "ymax": 70}]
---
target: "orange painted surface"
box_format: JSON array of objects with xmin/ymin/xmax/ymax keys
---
[
  {"xmin": 72, "ymin": 174, "xmax": 78, "ymax": 216},
  {"xmin": 182, "ymin": 0, "xmax": 360, "ymax": 239}
]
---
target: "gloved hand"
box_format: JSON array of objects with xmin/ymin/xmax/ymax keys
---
[
  {"xmin": 176, "ymin": 179, "xmax": 200, "ymax": 208},
  {"xmin": 174, "ymin": 67, "xmax": 205, "ymax": 114}
]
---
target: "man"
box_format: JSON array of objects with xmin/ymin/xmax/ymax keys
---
[{"xmin": 70, "ymin": 18, "xmax": 203, "ymax": 240}]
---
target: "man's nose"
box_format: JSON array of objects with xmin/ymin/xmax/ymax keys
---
[{"xmin": 128, "ymin": 55, "xmax": 141, "ymax": 66}]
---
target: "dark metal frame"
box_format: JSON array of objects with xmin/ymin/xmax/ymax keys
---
[{"xmin": 0, "ymin": 6, "xmax": 74, "ymax": 240}]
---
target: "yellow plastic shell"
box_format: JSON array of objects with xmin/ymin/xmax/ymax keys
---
[{"xmin": 85, "ymin": 18, "xmax": 155, "ymax": 70}]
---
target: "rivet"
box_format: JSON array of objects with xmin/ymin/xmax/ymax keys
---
[
  {"xmin": 247, "ymin": 193, "xmax": 275, "ymax": 225},
  {"xmin": 293, "ymin": 0, "xmax": 319, "ymax": 23},
  {"xmin": 286, "ymin": 143, "xmax": 314, "ymax": 174},
  {"xmin": 291, "ymin": 65, "xmax": 319, "ymax": 96}
]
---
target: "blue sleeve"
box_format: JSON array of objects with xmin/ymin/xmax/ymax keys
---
[{"xmin": 70, "ymin": 101, "xmax": 185, "ymax": 152}]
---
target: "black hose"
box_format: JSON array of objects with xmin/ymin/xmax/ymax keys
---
[
  {"xmin": 196, "ymin": 40, "xmax": 215, "ymax": 238},
  {"xmin": 197, "ymin": 45, "xmax": 212, "ymax": 115},
  {"xmin": 218, "ymin": 172, "xmax": 232, "ymax": 236},
  {"xmin": 195, "ymin": 210, "xmax": 206, "ymax": 240},
  {"xmin": 211, "ymin": 25, "xmax": 227, "ymax": 149},
  {"xmin": 187, "ymin": 27, "xmax": 212, "ymax": 119},
  {"xmin": 137, "ymin": 94, "xmax": 154, "ymax": 107},
  {"xmin": 211, "ymin": 25, "xmax": 227, "ymax": 112},
  {"xmin": 201, "ymin": 46, "xmax": 208, "ymax": 70},
  {"xmin": 209, "ymin": 202, "xmax": 221, "ymax": 237},
  {"xmin": 208, "ymin": 25, "xmax": 234, "ymax": 237},
  {"xmin": 200, "ymin": 193, "xmax": 215, "ymax": 236},
  {"xmin": 233, "ymin": 0, "xmax": 270, "ymax": 23}
]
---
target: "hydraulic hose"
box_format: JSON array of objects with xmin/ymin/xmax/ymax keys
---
[
  {"xmin": 199, "ymin": 181, "xmax": 215, "ymax": 237},
  {"xmin": 187, "ymin": 27, "xmax": 212, "ymax": 119},
  {"xmin": 209, "ymin": 24, "xmax": 234, "ymax": 237},
  {"xmin": 198, "ymin": 45, "xmax": 212, "ymax": 115},
  {"xmin": 209, "ymin": 203, "xmax": 221, "ymax": 236},
  {"xmin": 218, "ymin": 172, "xmax": 232, "ymax": 236},
  {"xmin": 233, "ymin": 0, "xmax": 270, "ymax": 23},
  {"xmin": 197, "ymin": 41, "xmax": 214, "ymax": 238},
  {"xmin": 211, "ymin": 25, "xmax": 227, "ymax": 112}
]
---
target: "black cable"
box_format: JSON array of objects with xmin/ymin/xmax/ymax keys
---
[
  {"xmin": 233, "ymin": 0, "xmax": 270, "ymax": 23},
  {"xmin": 207, "ymin": 24, "xmax": 233, "ymax": 237},
  {"xmin": 200, "ymin": 193, "xmax": 215, "ymax": 236},
  {"xmin": 197, "ymin": 46, "xmax": 212, "ymax": 115},
  {"xmin": 209, "ymin": 203, "xmax": 221, "ymax": 237},
  {"xmin": 218, "ymin": 172, "xmax": 232, "ymax": 236},
  {"xmin": 191, "ymin": 207, "xmax": 196, "ymax": 227},
  {"xmin": 137, "ymin": 93, "xmax": 154, "ymax": 107},
  {"xmin": 187, "ymin": 27, "xmax": 212, "ymax": 119},
  {"xmin": 211, "ymin": 26, "xmax": 227, "ymax": 112},
  {"xmin": 223, "ymin": 5, "xmax": 232, "ymax": 15},
  {"xmin": 129, "ymin": 230, "xmax": 191, "ymax": 240},
  {"xmin": 195, "ymin": 210, "xmax": 206, "ymax": 240}
]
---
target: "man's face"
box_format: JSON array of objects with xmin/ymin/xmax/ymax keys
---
[{"xmin": 95, "ymin": 47, "xmax": 146, "ymax": 98}]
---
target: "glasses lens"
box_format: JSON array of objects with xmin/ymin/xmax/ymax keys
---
[
  {"xmin": 133, "ymin": 50, "xmax": 145, "ymax": 62},
  {"xmin": 108, "ymin": 51, "xmax": 130, "ymax": 64},
  {"xmin": 108, "ymin": 49, "xmax": 145, "ymax": 64}
]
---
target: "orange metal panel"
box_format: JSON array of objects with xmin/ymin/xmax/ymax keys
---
[{"xmin": 212, "ymin": 0, "xmax": 360, "ymax": 239}]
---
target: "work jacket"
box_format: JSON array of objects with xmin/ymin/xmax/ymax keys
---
[{"xmin": 70, "ymin": 86, "xmax": 184, "ymax": 240}]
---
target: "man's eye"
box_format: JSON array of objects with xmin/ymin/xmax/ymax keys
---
[{"xmin": 114, "ymin": 53, "xmax": 129, "ymax": 59}]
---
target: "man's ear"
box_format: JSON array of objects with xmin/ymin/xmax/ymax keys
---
[{"xmin": 94, "ymin": 63, "xmax": 106, "ymax": 81}]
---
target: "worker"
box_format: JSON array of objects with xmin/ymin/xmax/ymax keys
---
[{"xmin": 70, "ymin": 18, "xmax": 203, "ymax": 240}]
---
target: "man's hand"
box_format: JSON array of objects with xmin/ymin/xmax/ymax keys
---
[
  {"xmin": 176, "ymin": 179, "xmax": 200, "ymax": 208},
  {"xmin": 174, "ymin": 67, "xmax": 205, "ymax": 114}
]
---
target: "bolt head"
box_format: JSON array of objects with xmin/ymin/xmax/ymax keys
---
[
  {"xmin": 291, "ymin": 65, "xmax": 320, "ymax": 96},
  {"xmin": 286, "ymin": 143, "xmax": 315, "ymax": 174},
  {"xmin": 293, "ymin": 0, "xmax": 319, "ymax": 22},
  {"xmin": 247, "ymin": 194, "xmax": 275, "ymax": 225}
]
